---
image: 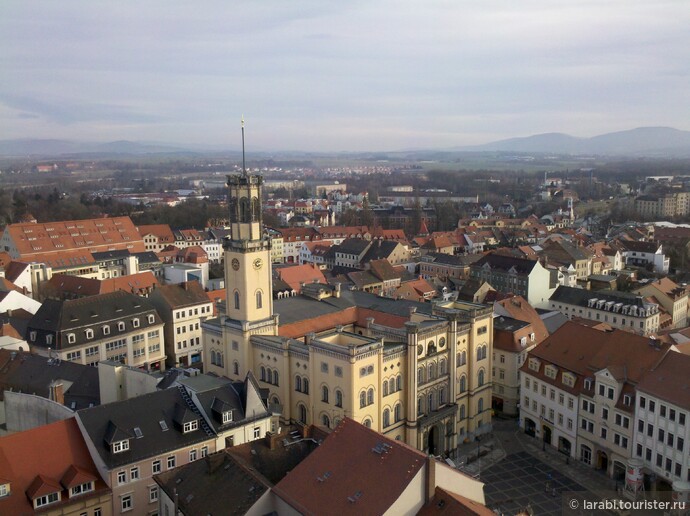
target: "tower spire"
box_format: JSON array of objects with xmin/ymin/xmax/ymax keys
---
[{"xmin": 241, "ymin": 115, "xmax": 247, "ymax": 177}]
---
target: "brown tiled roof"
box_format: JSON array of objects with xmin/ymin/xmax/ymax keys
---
[
  {"xmin": 0, "ymin": 252, "xmax": 11, "ymax": 268},
  {"xmin": 45, "ymin": 271, "xmax": 158, "ymax": 298},
  {"xmin": 0, "ymin": 418, "xmax": 108, "ymax": 515},
  {"xmin": 636, "ymin": 350, "xmax": 690, "ymax": 409},
  {"xmin": 278, "ymin": 264, "xmax": 327, "ymax": 292},
  {"xmin": 273, "ymin": 418, "xmax": 426, "ymax": 515},
  {"xmin": 137, "ymin": 223, "xmax": 175, "ymax": 243},
  {"xmin": 5, "ymin": 216, "xmax": 145, "ymax": 260},
  {"xmin": 418, "ymin": 487, "xmax": 494, "ymax": 516},
  {"xmin": 151, "ymin": 281, "xmax": 209, "ymax": 308},
  {"xmin": 279, "ymin": 307, "xmax": 358, "ymax": 339},
  {"xmin": 494, "ymin": 295, "xmax": 549, "ymax": 340}
]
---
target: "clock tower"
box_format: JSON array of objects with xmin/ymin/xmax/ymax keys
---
[{"xmin": 219, "ymin": 120, "xmax": 277, "ymax": 378}]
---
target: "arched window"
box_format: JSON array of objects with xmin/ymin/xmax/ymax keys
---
[
  {"xmin": 298, "ymin": 404, "xmax": 307, "ymax": 424},
  {"xmin": 256, "ymin": 290, "xmax": 262, "ymax": 310},
  {"xmin": 234, "ymin": 291, "xmax": 240, "ymax": 310},
  {"xmin": 232, "ymin": 360, "xmax": 238, "ymax": 375},
  {"xmin": 460, "ymin": 404, "xmax": 466, "ymax": 420},
  {"xmin": 322, "ymin": 386, "xmax": 329, "ymax": 403},
  {"xmin": 396, "ymin": 375, "xmax": 402, "ymax": 391},
  {"xmin": 219, "ymin": 353, "xmax": 224, "ymax": 367},
  {"xmin": 260, "ymin": 366, "xmax": 266, "ymax": 381},
  {"xmin": 383, "ymin": 381, "xmax": 389, "ymax": 397},
  {"xmin": 363, "ymin": 418, "xmax": 372, "ymax": 428},
  {"xmin": 266, "ymin": 369, "xmax": 272, "ymax": 384},
  {"xmin": 478, "ymin": 369, "xmax": 485, "ymax": 387},
  {"xmin": 440, "ymin": 359, "xmax": 447, "ymax": 375},
  {"xmin": 367, "ymin": 365, "xmax": 374, "ymax": 374},
  {"xmin": 383, "ymin": 408, "xmax": 390, "ymax": 428},
  {"xmin": 251, "ymin": 197, "xmax": 260, "ymax": 221},
  {"xmin": 478, "ymin": 398, "xmax": 484, "ymax": 413},
  {"xmin": 457, "ymin": 350, "xmax": 466, "ymax": 366},
  {"xmin": 389, "ymin": 378, "xmax": 395, "ymax": 394},
  {"xmin": 303, "ymin": 378, "xmax": 309, "ymax": 394},
  {"xmin": 428, "ymin": 341, "xmax": 437, "ymax": 355},
  {"xmin": 273, "ymin": 371, "xmax": 279, "ymax": 386},
  {"xmin": 417, "ymin": 366, "xmax": 425, "ymax": 384},
  {"xmin": 295, "ymin": 376, "xmax": 302, "ymax": 392},
  {"xmin": 322, "ymin": 414, "xmax": 330, "ymax": 428},
  {"xmin": 367, "ymin": 388, "xmax": 374, "ymax": 406},
  {"xmin": 211, "ymin": 350, "xmax": 217, "ymax": 366},
  {"xmin": 440, "ymin": 386, "xmax": 447, "ymax": 405},
  {"xmin": 394, "ymin": 403, "xmax": 402, "ymax": 422},
  {"xmin": 459, "ymin": 375, "xmax": 467, "ymax": 393},
  {"xmin": 428, "ymin": 392, "xmax": 434, "ymax": 412},
  {"xmin": 360, "ymin": 391, "xmax": 367, "ymax": 408},
  {"xmin": 335, "ymin": 389, "xmax": 343, "ymax": 408},
  {"xmin": 428, "ymin": 363, "xmax": 436, "ymax": 381},
  {"xmin": 239, "ymin": 197, "xmax": 250, "ymax": 222},
  {"xmin": 417, "ymin": 397, "xmax": 424, "ymax": 415}
]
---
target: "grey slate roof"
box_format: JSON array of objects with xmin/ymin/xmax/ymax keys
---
[
  {"xmin": 549, "ymin": 285, "xmax": 651, "ymax": 308},
  {"xmin": 0, "ymin": 349, "xmax": 100, "ymax": 410},
  {"xmin": 473, "ymin": 253, "xmax": 539, "ymax": 274},
  {"xmin": 77, "ymin": 387, "xmax": 213, "ymax": 469},
  {"xmin": 91, "ymin": 250, "xmax": 131, "ymax": 261},
  {"xmin": 335, "ymin": 238, "xmax": 371, "ymax": 256},
  {"xmin": 133, "ymin": 251, "xmax": 161, "ymax": 264}
]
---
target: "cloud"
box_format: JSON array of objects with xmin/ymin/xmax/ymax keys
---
[{"xmin": 0, "ymin": 0, "xmax": 689, "ymax": 150}]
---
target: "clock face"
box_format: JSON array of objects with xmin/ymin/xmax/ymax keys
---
[
  {"xmin": 231, "ymin": 258, "xmax": 240, "ymax": 271},
  {"xmin": 253, "ymin": 258, "xmax": 263, "ymax": 270}
]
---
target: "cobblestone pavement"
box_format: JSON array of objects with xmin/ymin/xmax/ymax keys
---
[{"xmin": 454, "ymin": 419, "xmax": 622, "ymax": 515}]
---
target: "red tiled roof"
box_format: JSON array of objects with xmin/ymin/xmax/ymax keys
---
[
  {"xmin": 277, "ymin": 264, "xmax": 327, "ymax": 292},
  {"xmin": 5, "ymin": 216, "xmax": 145, "ymax": 260},
  {"xmin": 273, "ymin": 418, "xmax": 426, "ymax": 515},
  {"xmin": 419, "ymin": 487, "xmax": 494, "ymax": 516},
  {"xmin": 0, "ymin": 418, "xmax": 108, "ymax": 515},
  {"xmin": 137, "ymin": 224, "xmax": 175, "ymax": 243}
]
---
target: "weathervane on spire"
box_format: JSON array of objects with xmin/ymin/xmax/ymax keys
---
[{"xmin": 241, "ymin": 115, "xmax": 247, "ymax": 177}]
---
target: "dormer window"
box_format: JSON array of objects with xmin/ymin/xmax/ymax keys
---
[
  {"xmin": 148, "ymin": 314, "xmax": 155, "ymax": 324},
  {"xmin": 183, "ymin": 420, "xmax": 198, "ymax": 433},
  {"xmin": 118, "ymin": 322, "xmax": 125, "ymax": 331},
  {"xmin": 46, "ymin": 334, "xmax": 53, "ymax": 345},
  {"xmin": 623, "ymin": 394, "xmax": 632, "ymax": 406},
  {"xmin": 67, "ymin": 333, "xmax": 76, "ymax": 344},
  {"xmin": 30, "ymin": 331, "xmax": 37, "ymax": 342},
  {"xmin": 584, "ymin": 378, "xmax": 593, "ymax": 390},
  {"xmin": 0, "ymin": 482, "xmax": 9, "ymax": 498},
  {"xmin": 85, "ymin": 329, "xmax": 94, "ymax": 339},
  {"xmin": 70, "ymin": 481, "xmax": 94, "ymax": 497},
  {"xmin": 222, "ymin": 411, "xmax": 233, "ymax": 424},
  {"xmin": 113, "ymin": 439, "xmax": 130, "ymax": 453},
  {"xmin": 103, "ymin": 325, "xmax": 110, "ymax": 335},
  {"xmin": 528, "ymin": 358, "xmax": 540, "ymax": 372},
  {"xmin": 132, "ymin": 318, "xmax": 140, "ymax": 328},
  {"xmin": 34, "ymin": 492, "xmax": 60, "ymax": 509}
]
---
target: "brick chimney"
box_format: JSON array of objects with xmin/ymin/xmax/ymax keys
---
[{"xmin": 49, "ymin": 381, "xmax": 65, "ymax": 405}]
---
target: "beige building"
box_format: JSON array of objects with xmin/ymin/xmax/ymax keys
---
[
  {"xmin": 634, "ymin": 277, "xmax": 688, "ymax": 330},
  {"xmin": 149, "ymin": 281, "xmax": 214, "ymax": 368},
  {"xmin": 27, "ymin": 290, "xmax": 166, "ymax": 371},
  {"xmin": 202, "ymin": 168, "xmax": 495, "ymax": 457}
]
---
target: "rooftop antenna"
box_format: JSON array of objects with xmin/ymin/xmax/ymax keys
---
[{"xmin": 241, "ymin": 115, "xmax": 247, "ymax": 177}]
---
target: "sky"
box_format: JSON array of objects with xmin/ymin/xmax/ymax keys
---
[{"xmin": 1, "ymin": 1, "xmax": 689, "ymax": 152}]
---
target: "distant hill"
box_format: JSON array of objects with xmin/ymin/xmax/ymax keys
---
[
  {"xmin": 461, "ymin": 127, "xmax": 690, "ymax": 156},
  {"xmin": 0, "ymin": 139, "xmax": 201, "ymax": 157}
]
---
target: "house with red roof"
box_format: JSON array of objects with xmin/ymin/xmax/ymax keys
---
[{"xmin": 0, "ymin": 418, "xmax": 111, "ymax": 515}]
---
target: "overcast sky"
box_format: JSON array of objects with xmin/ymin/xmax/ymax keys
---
[{"xmin": 1, "ymin": 1, "xmax": 689, "ymax": 151}]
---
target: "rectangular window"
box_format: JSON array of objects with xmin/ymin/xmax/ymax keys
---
[
  {"xmin": 152, "ymin": 460, "xmax": 161, "ymax": 474},
  {"xmin": 201, "ymin": 446, "xmax": 208, "ymax": 458},
  {"xmin": 121, "ymin": 494, "xmax": 132, "ymax": 512},
  {"xmin": 254, "ymin": 427, "xmax": 261, "ymax": 439},
  {"xmin": 117, "ymin": 470, "xmax": 127, "ymax": 484},
  {"xmin": 149, "ymin": 486, "xmax": 158, "ymax": 503},
  {"xmin": 190, "ymin": 449, "xmax": 197, "ymax": 461},
  {"xmin": 130, "ymin": 467, "xmax": 139, "ymax": 481},
  {"xmin": 167, "ymin": 456, "xmax": 176, "ymax": 469}
]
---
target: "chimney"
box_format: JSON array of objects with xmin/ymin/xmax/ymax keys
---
[
  {"xmin": 425, "ymin": 456, "xmax": 436, "ymax": 503},
  {"xmin": 49, "ymin": 381, "xmax": 65, "ymax": 405},
  {"xmin": 334, "ymin": 283, "xmax": 341, "ymax": 298}
]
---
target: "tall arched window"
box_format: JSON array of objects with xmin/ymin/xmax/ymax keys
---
[
  {"xmin": 383, "ymin": 408, "xmax": 390, "ymax": 428},
  {"xmin": 251, "ymin": 197, "xmax": 260, "ymax": 221},
  {"xmin": 256, "ymin": 290, "xmax": 262, "ymax": 309},
  {"xmin": 459, "ymin": 375, "xmax": 467, "ymax": 393},
  {"xmin": 460, "ymin": 404, "xmax": 466, "ymax": 419},
  {"xmin": 322, "ymin": 414, "xmax": 330, "ymax": 428},
  {"xmin": 396, "ymin": 375, "xmax": 402, "ymax": 391},
  {"xmin": 232, "ymin": 360, "xmax": 238, "ymax": 375},
  {"xmin": 303, "ymin": 378, "xmax": 309, "ymax": 394},
  {"xmin": 367, "ymin": 388, "xmax": 374, "ymax": 406},
  {"xmin": 363, "ymin": 418, "xmax": 372, "ymax": 428},
  {"xmin": 211, "ymin": 350, "xmax": 217, "ymax": 366},
  {"xmin": 429, "ymin": 363, "xmax": 436, "ymax": 381},
  {"xmin": 322, "ymin": 386, "xmax": 329, "ymax": 403},
  {"xmin": 219, "ymin": 353, "xmax": 224, "ymax": 367},
  {"xmin": 299, "ymin": 404, "xmax": 307, "ymax": 424},
  {"xmin": 417, "ymin": 397, "xmax": 424, "ymax": 415},
  {"xmin": 266, "ymin": 369, "xmax": 272, "ymax": 384},
  {"xmin": 360, "ymin": 391, "xmax": 366, "ymax": 408},
  {"xmin": 394, "ymin": 403, "xmax": 402, "ymax": 422},
  {"xmin": 440, "ymin": 358, "xmax": 447, "ymax": 375},
  {"xmin": 383, "ymin": 381, "xmax": 389, "ymax": 397},
  {"xmin": 260, "ymin": 366, "xmax": 266, "ymax": 381},
  {"xmin": 389, "ymin": 378, "xmax": 395, "ymax": 394},
  {"xmin": 417, "ymin": 366, "xmax": 425, "ymax": 384},
  {"xmin": 478, "ymin": 369, "xmax": 485, "ymax": 387},
  {"xmin": 335, "ymin": 389, "xmax": 343, "ymax": 408},
  {"xmin": 295, "ymin": 376, "xmax": 302, "ymax": 392},
  {"xmin": 478, "ymin": 398, "xmax": 484, "ymax": 413},
  {"xmin": 428, "ymin": 392, "xmax": 434, "ymax": 412},
  {"xmin": 273, "ymin": 371, "xmax": 279, "ymax": 386},
  {"xmin": 234, "ymin": 291, "xmax": 240, "ymax": 310}
]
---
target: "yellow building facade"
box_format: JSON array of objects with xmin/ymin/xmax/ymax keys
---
[{"xmin": 202, "ymin": 168, "xmax": 493, "ymax": 456}]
